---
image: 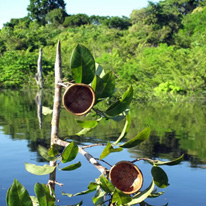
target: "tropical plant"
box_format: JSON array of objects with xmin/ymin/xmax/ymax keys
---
[{"xmin": 6, "ymin": 43, "xmax": 183, "ymax": 206}]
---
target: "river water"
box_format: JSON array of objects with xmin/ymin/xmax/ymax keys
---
[{"xmin": 0, "ymin": 90, "xmax": 206, "ymax": 206}]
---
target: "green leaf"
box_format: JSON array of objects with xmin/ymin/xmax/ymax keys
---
[
  {"xmin": 95, "ymin": 63, "xmax": 105, "ymax": 78},
  {"xmin": 76, "ymin": 120, "xmax": 99, "ymax": 129},
  {"xmin": 7, "ymin": 179, "xmax": 32, "ymax": 206},
  {"xmin": 34, "ymin": 183, "xmax": 55, "ymax": 206},
  {"xmin": 120, "ymin": 127, "xmax": 151, "ymax": 148},
  {"xmin": 62, "ymin": 182, "xmax": 97, "ymax": 197},
  {"xmin": 154, "ymin": 154, "xmax": 184, "ymax": 166},
  {"xmin": 42, "ymin": 106, "xmax": 53, "ymax": 115},
  {"xmin": 76, "ymin": 127, "xmax": 94, "ymax": 136},
  {"xmin": 112, "ymin": 189, "xmax": 132, "ymax": 205},
  {"xmin": 70, "ymin": 44, "xmax": 95, "ymax": 84},
  {"xmin": 148, "ymin": 190, "xmax": 165, "ymax": 198},
  {"xmin": 105, "ymin": 85, "xmax": 133, "ymax": 116},
  {"xmin": 151, "ymin": 166, "xmax": 169, "ymax": 188},
  {"xmin": 61, "ymin": 161, "xmax": 81, "ymax": 171},
  {"xmin": 48, "ymin": 145, "xmax": 59, "ymax": 157},
  {"xmin": 101, "ymin": 71, "xmax": 116, "ymax": 98},
  {"xmin": 127, "ymin": 181, "xmax": 155, "ymax": 205},
  {"xmin": 113, "ymin": 111, "xmax": 131, "ymax": 145},
  {"xmin": 30, "ymin": 196, "xmax": 39, "ymax": 206},
  {"xmin": 25, "ymin": 163, "xmax": 56, "ymax": 175},
  {"xmin": 92, "ymin": 75, "xmax": 104, "ymax": 100},
  {"xmin": 99, "ymin": 141, "xmax": 123, "ymax": 160},
  {"xmin": 62, "ymin": 141, "xmax": 78, "ymax": 163},
  {"xmin": 92, "ymin": 189, "xmax": 106, "ymax": 205},
  {"xmin": 38, "ymin": 145, "xmax": 57, "ymax": 161},
  {"xmin": 99, "ymin": 174, "xmax": 115, "ymax": 193}
]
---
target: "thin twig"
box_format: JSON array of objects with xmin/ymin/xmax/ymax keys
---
[{"xmin": 81, "ymin": 143, "xmax": 106, "ymax": 149}]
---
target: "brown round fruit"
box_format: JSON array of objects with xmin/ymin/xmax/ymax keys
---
[
  {"xmin": 109, "ymin": 161, "xmax": 143, "ymax": 194},
  {"xmin": 63, "ymin": 83, "xmax": 95, "ymax": 116}
]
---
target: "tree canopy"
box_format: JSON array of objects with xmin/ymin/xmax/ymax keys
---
[{"xmin": 27, "ymin": 0, "xmax": 67, "ymax": 24}]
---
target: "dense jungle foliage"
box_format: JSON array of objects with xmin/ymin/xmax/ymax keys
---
[{"xmin": 1, "ymin": 0, "xmax": 206, "ymax": 101}]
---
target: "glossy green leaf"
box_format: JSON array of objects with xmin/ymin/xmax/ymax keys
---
[
  {"xmin": 25, "ymin": 163, "xmax": 56, "ymax": 175},
  {"xmin": 30, "ymin": 196, "xmax": 39, "ymax": 206},
  {"xmin": 62, "ymin": 141, "xmax": 78, "ymax": 163},
  {"xmin": 34, "ymin": 183, "xmax": 55, "ymax": 206},
  {"xmin": 151, "ymin": 166, "xmax": 169, "ymax": 188},
  {"xmin": 120, "ymin": 127, "xmax": 151, "ymax": 148},
  {"xmin": 92, "ymin": 189, "xmax": 106, "ymax": 205},
  {"xmin": 92, "ymin": 75, "xmax": 104, "ymax": 100},
  {"xmin": 61, "ymin": 161, "xmax": 81, "ymax": 171},
  {"xmin": 113, "ymin": 111, "xmax": 131, "ymax": 145},
  {"xmin": 99, "ymin": 141, "xmax": 123, "ymax": 160},
  {"xmin": 127, "ymin": 181, "xmax": 155, "ymax": 205},
  {"xmin": 76, "ymin": 127, "xmax": 94, "ymax": 136},
  {"xmin": 38, "ymin": 145, "xmax": 57, "ymax": 161},
  {"xmin": 105, "ymin": 85, "xmax": 133, "ymax": 116},
  {"xmin": 101, "ymin": 71, "xmax": 116, "ymax": 98},
  {"xmin": 48, "ymin": 145, "xmax": 59, "ymax": 157},
  {"xmin": 154, "ymin": 154, "xmax": 184, "ymax": 166},
  {"xmin": 6, "ymin": 179, "xmax": 32, "ymax": 206},
  {"xmin": 76, "ymin": 120, "xmax": 98, "ymax": 129},
  {"xmin": 112, "ymin": 189, "xmax": 132, "ymax": 205},
  {"xmin": 99, "ymin": 174, "xmax": 115, "ymax": 193},
  {"xmin": 70, "ymin": 44, "xmax": 95, "ymax": 84}
]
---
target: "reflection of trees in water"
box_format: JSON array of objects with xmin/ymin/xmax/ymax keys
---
[
  {"xmin": 129, "ymin": 131, "xmax": 206, "ymax": 166},
  {"xmin": 1, "ymin": 90, "xmax": 206, "ymax": 166}
]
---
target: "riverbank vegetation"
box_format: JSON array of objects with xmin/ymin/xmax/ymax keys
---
[{"xmin": 1, "ymin": 0, "xmax": 206, "ymax": 101}]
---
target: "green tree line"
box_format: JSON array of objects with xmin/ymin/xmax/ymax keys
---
[{"xmin": 1, "ymin": 0, "xmax": 206, "ymax": 100}]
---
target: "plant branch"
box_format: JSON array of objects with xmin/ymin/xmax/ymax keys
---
[{"xmin": 52, "ymin": 137, "xmax": 108, "ymax": 174}]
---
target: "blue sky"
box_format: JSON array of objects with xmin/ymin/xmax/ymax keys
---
[{"xmin": 0, "ymin": 0, "xmax": 159, "ymax": 28}]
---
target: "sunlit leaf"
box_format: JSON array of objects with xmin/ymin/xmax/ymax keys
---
[
  {"xmin": 112, "ymin": 189, "xmax": 132, "ymax": 204},
  {"xmin": 70, "ymin": 44, "xmax": 95, "ymax": 84},
  {"xmin": 34, "ymin": 183, "xmax": 55, "ymax": 206},
  {"xmin": 30, "ymin": 196, "xmax": 39, "ymax": 206},
  {"xmin": 62, "ymin": 141, "xmax": 78, "ymax": 163},
  {"xmin": 92, "ymin": 189, "xmax": 106, "ymax": 205},
  {"xmin": 99, "ymin": 141, "xmax": 123, "ymax": 160},
  {"xmin": 154, "ymin": 154, "xmax": 184, "ymax": 166},
  {"xmin": 151, "ymin": 166, "xmax": 169, "ymax": 188},
  {"xmin": 61, "ymin": 161, "xmax": 81, "ymax": 171},
  {"xmin": 113, "ymin": 111, "xmax": 131, "ymax": 145},
  {"xmin": 95, "ymin": 63, "xmax": 105, "ymax": 78},
  {"xmin": 99, "ymin": 174, "xmax": 115, "ymax": 193},
  {"xmin": 25, "ymin": 163, "xmax": 56, "ymax": 175},
  {"xmin": 42, "ymin": 106, "xmax": 53, "ymax": 115},
  {"xmin": 38, "ymin": 145, "xmax": 57, "ymax": 161},
  {"xmin": 127, "ymin": 180, "xmax": 155, "ymax": 205},
  {"xmin": 105, "ymin": 85, "xmax": 133, "ymax": 116},
  {"xmin": 6, "ymin": 179, "xmax": 32, "ymax": 206},
  {"xmin": 48, "ymin": 144, "xmax": 59, "ymax": 157},
  {"xmin": 120, "ymin": 127, "xmax": 151, "ymax": 148},
  {"xmin": 76, "ymin": 120, "xmax": 98, "ymax": 129}
]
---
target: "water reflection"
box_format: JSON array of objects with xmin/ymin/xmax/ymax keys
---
[{"xmin": 0, "ymin": 90, "xmax": 206, "ymax": 167}]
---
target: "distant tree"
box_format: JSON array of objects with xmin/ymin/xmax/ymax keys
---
[
  {"xmin": 101, "ymin": 16, "xmax": 131, "ymax": 30},
  {"xmin": 27, "ymin": 0, "xmax": 67, "ymax": 25},
  {"xmin": 63, "ymin": 14, "xmax": 90, "ymax": 27},
  {"xmin": 45, "ymin": 8, "xmax": 67, "ymax": 26}
]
